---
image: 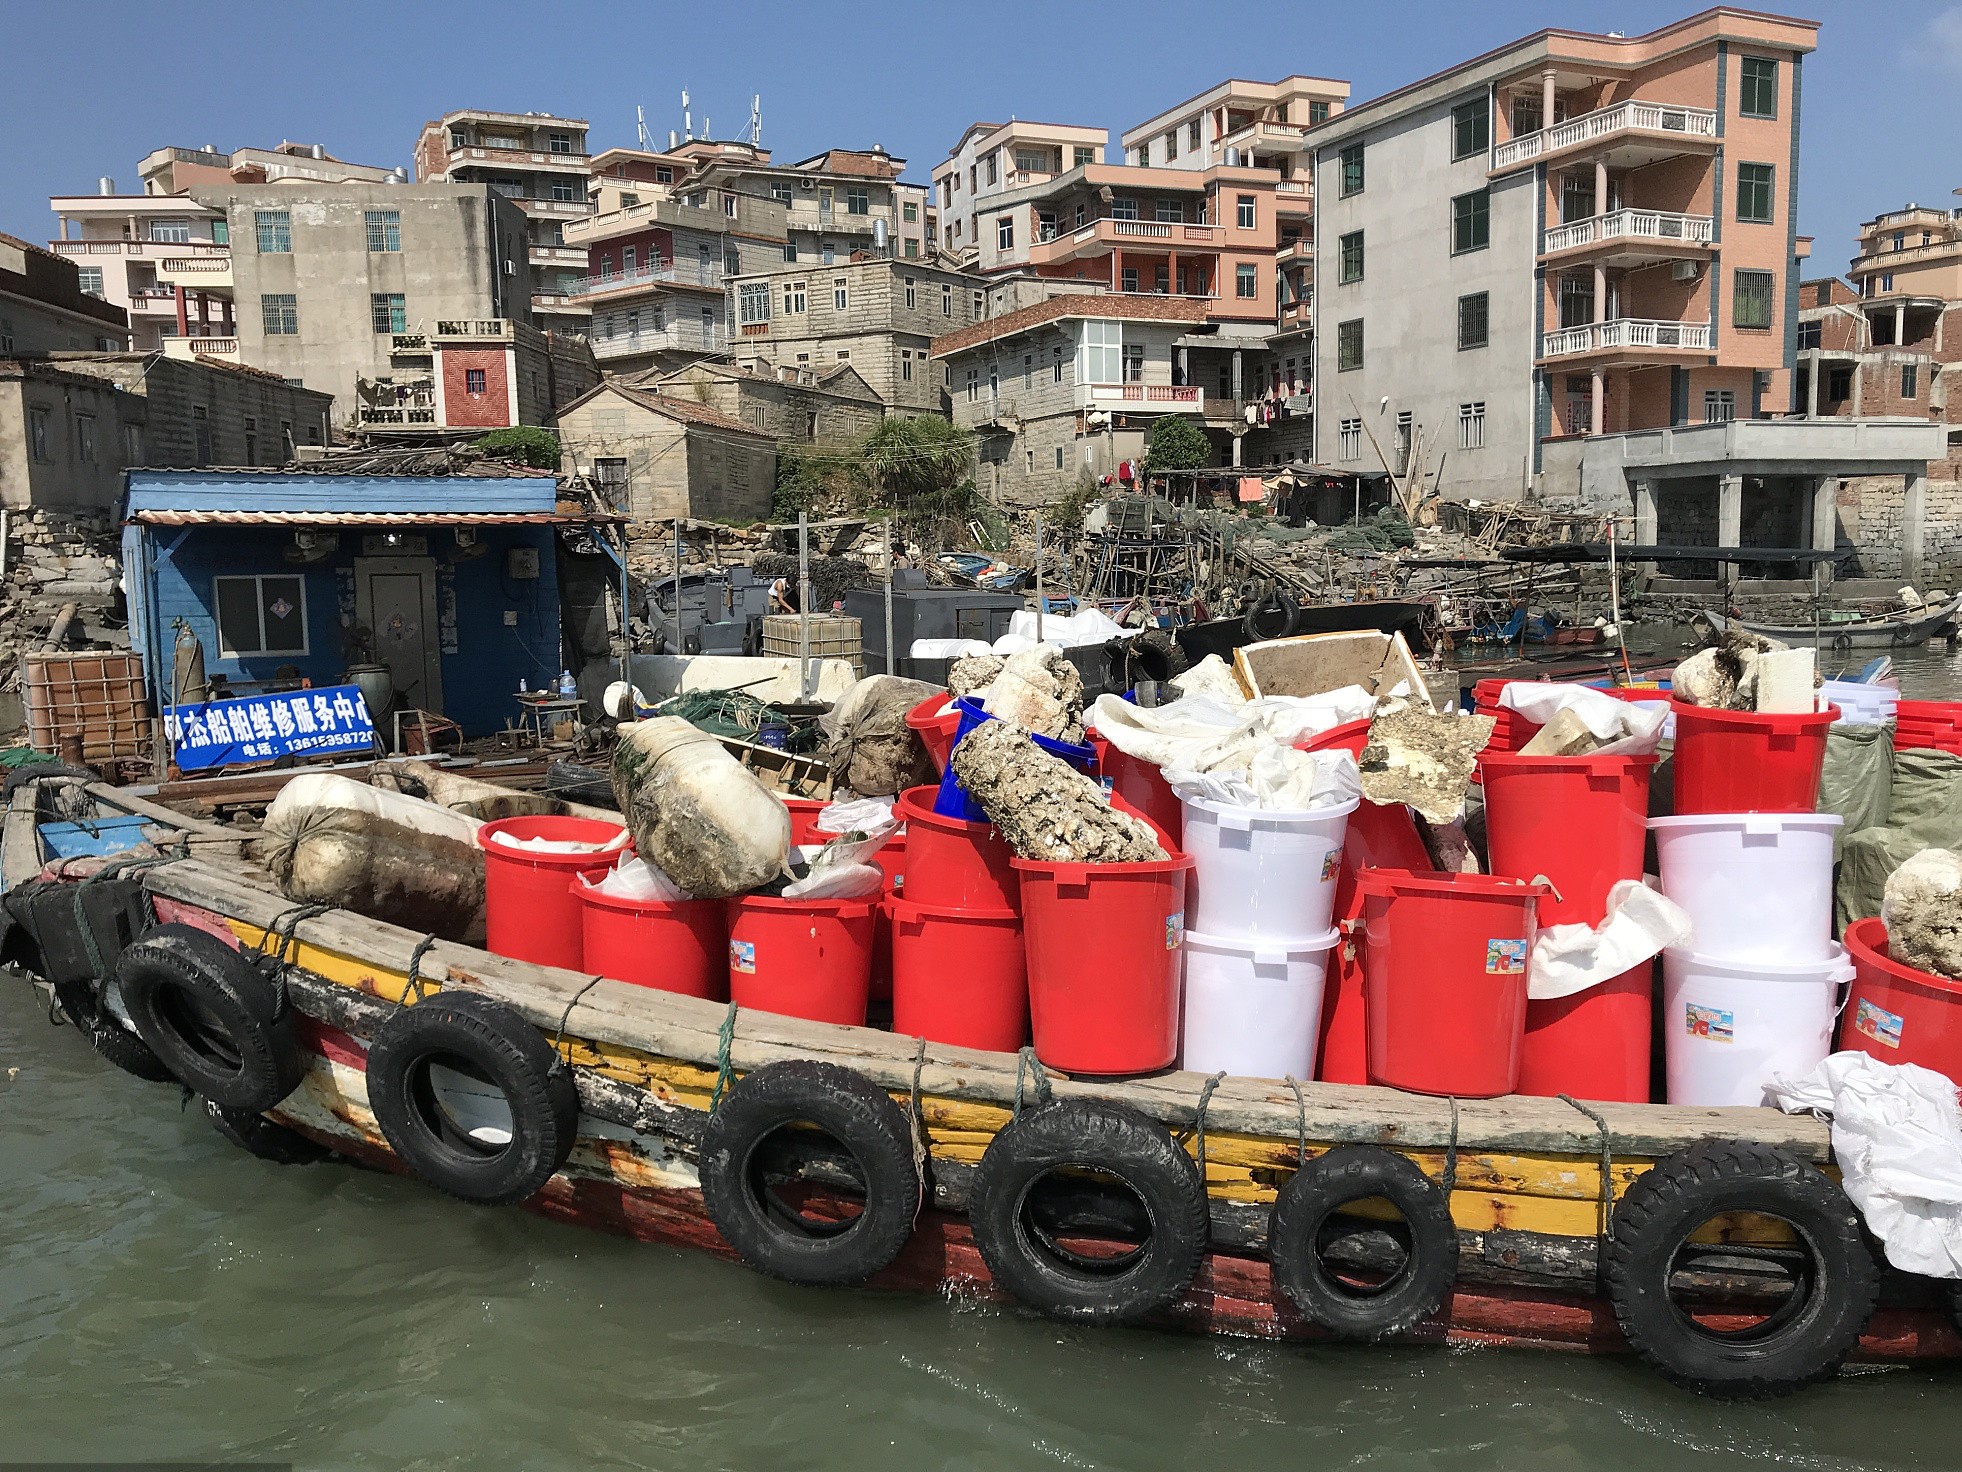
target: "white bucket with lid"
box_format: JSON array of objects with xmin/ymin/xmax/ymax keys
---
[
  {"xmin": 1180, "ymin": 927, "xmax": 1338, "ymax": 1080},
  {"xmin": 1651, "ymin": 811, "xmax": 1841, "ymax": 965},
  {"xmin": 1181, "ymin": 793, "xmax": 1358, "ymax": 944},
  {"xmin": 1662, "ymin": 944, "xmax": 1854, "ymax": 1107}
]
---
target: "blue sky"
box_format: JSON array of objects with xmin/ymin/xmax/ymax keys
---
[{"xmin": 5, "ymin": 0, "xmax": 1958, "ymax": 277}]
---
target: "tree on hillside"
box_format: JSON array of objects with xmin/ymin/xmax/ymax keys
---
[{"xmin": 858, "ymin": 415, "xmax": 978, "ymax": 547}]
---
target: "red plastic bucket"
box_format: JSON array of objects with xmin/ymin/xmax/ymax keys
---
[
  {"xmin": 1670, "ymin": 700, "xmax": 1837, "ymax": 814},
  {"xmin": 479, "ymin": 815, "xmax": 630, "ymax": 968},
  {"xmin": 1089, "ymin": 733, "xmax": 1185, "ymax": 847},
  {"xmin": 1300, "ymin": 718, "xmax": 1371, "ymax": 757},
  {"xmin": 1316, "ymin": 800, "xmax": 1434, "ymax": 1085},
  {"xmin": 889, "ymin": 897, "xmax": 1028, "ymax": 1052},
  {"xmin": 1014, "ymin": 853, "xmax": 1193, "ymax": 1075},
  {"xmin": 1838, "ymin": 918, "xmax": 1962, "ymax": 1082},
  {"xmin": 1358, "ymin": 869, "xmax": 1548, "ymax": 1098},
  {"xmin": 725, "ymin": 894, "xmax": 878, "ymax": 1025},
  {"xmin": 1481, "ymin": 753, "xmax": 1654, "ymax": 925},
  {"xmin": 1516, "ymin": 963, "xmax": 1653, "ymax": 1103},
  {"xmin": 895, "ymin": 785, "xmax": 1017, "ymax": 910},
  {"xmin": 906, "ymin": 694, "xmax": 963, "ymax": 775},
  {"xmin": 576, "ymin": 878, "xmax": 727, "ymax": 1000},
  {"xmin": 782, "ymin": 797, "xmax": 827, "ymax": 846}
]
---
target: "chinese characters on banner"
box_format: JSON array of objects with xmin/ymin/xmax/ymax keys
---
[{"xmin": 166, "ymin": 684, "xmax": 378, "ymax": 772}]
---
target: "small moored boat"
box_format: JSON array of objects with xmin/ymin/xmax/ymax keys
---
[{"xmin": 1700, "ymin": 595, "xmax": 1962, "ymax": 650}]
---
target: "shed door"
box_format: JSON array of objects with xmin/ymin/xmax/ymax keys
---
[{"xmin": 355, "ymin": 557, "xmax": 443, "ymax": 717}]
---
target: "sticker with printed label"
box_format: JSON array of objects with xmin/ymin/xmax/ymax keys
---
[
  {"xmin": 1484, "ymin": 938, "xmax": 1527, "ymax": 975},
  {"xmin": 1853, "ymin": 998, "xmax": 1905, "ymax": 1049},
  {"xmin": 1165, "ymin": 912, "xmax": 1185, "ymax": 950},
  {"xmin": 1320, "ymin": 848, "xmax": 1343, "ymax": 883},
  {"xmin": 1685, "ymin": 1003, "xmax": 1734, "ymax": 1043},
  {"xmin": 729, "ymin": 939, "xmax": 757, "ymax": 975}
]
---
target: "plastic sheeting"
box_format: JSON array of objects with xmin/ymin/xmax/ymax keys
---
[
  {"xmin": 1528, "ymin": 879, "xmax": 1694, "ymax": 1000},
  {"xmin": 1165, "ymin": 746, "xmax": 1361, "ymax": 813},
  {"xmin": 1767, "ymin": 1052, "xmax": 1962, "ymax": 1279},
  {"xmin": 1087, "ymin": 687, "xmax": 1377, "ymax": 771},
  {"xmin": 1495, "ymin": 683, "xmax": 1669, "ymax": 755},
  {"xmin": 591, "ymin": 854, "xmax": 691, "ymax": 902}
]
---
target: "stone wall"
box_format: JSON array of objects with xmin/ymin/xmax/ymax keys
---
[
  {"xmin": 1839, "ymin": 454, "xmax": 1962, "ymax": 580},
  {"xmin": 0, "ymin": 507, "xmax": 125, "ymax": 732}
]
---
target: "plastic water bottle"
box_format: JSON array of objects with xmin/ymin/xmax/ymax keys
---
[
  {"xmin": 559, "ymin": 670, "xmax": 576, "ymax": 699},
  {"xmin": 518, "ymin": 677, "xmax": 528, "ymax": 693}
]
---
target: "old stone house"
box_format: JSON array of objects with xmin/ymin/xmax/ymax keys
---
[
  {"xmin": 651, "ymin": 360, "xmax": 885, "ymax": 447},
  {"xmin": 555, "ymin": 380, "xmax": 775, "ymax": 528}
]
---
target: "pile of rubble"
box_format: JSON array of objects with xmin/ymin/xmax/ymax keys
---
[{"xmin": 0, "ymin": 510, "xmax": 126, "ymax": 730}]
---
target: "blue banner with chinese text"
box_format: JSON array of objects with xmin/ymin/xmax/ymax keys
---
[{"xmin": 167, "ymin": 685, "xmax": 378, "ymax": 771}]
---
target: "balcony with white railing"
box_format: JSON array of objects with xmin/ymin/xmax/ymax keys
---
[
  {"xmin": 435, "ymin": 319, "xmax": 515, "ymax": 340},
  {"xmin": 1074, "ymin": 382, "xmax": 1206, "ymax": 414},
  {"xmin": 157, "ymin": 253, "xmax": 234, "ymax": 289},
  {"xmin": 565, "ymin": 261, "xmax": 724, "ymax": 297},
  {"xmin": 1540, "ymin": 208, "xmax": 1715, "ymax": 258},
  {"xmin": 1027, "ymin": 218, "xmax": 1223, "ymax": 267},
  {"xmin": 1492, "ymin": 101, "xmax": 1718, "ymax": 172},
  {"xmin": 162, "ymin": 336, "xmax": 238, "ymax": 360},
  {"xmin": 1539, "ymin": 318, "xmax": 1713, "ymax": 359},
  {"xmin": 591, "ymin": 322, "xmax": 725, "ymax": 360}
]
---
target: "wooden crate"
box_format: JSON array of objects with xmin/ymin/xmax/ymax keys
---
[
  {"xmin": 761, "ymin": 614, "xmax": 863, "ymax": 676},
  {"xmin": 22, "ymin": 651, "xmax": 152, "ymax": 760}
]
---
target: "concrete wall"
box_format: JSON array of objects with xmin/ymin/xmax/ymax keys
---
[
  {"xmin": 557, "ymin": 394, "xmax": 775, "ymax": 525},
  {"xmin": 1312, "ymin": 93, "xmax": 1538, "ymax": 502},
  {"xmin": 198, "ymin": 183, "xmax": 531, "ymax": 432},
  {"xmin": 663, "ymin": 367, "xmax": 885, "ymax": 446}
]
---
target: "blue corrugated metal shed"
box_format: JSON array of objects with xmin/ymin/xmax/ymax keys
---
[{"xmin": 125, "ymin": 469, "xmax": 560, "ymax": 517}]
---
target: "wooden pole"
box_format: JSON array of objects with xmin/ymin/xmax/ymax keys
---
[
  {"xmin": 1034, "ymin": 509, "xmax": 1045, "ymax": 644},
  {"xmin": 797, "ymin": 511, "xmax": 812, "ymax": 701},
  {"xmin": 883, "ymin": 507, "xmax": 896, "ymax": 677}
]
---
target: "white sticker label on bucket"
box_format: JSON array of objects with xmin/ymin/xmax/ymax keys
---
[
  {"xmin": 1484, "ymin": 938, "xmax": 1527, "ymax": 975},
  {"xmin": 1165, "ymin": 912, "xmax": 1185, "ymax": 951},
  {"xmin": 1320, "ymin": 848, "xmax": 1343, "ymax": 883},
  {"xmin": 729, "ymin": 939, "xmax": 757, "ymax": 975},
  {"xmin": 1853, "ymin": 998, "xmax": 1905, "ymax": 1050},
  {"xmin": 1685, "ymin": 1003, "xmax": 1734, "ymax": 1044}
]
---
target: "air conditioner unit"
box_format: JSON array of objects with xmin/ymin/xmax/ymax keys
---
[
  {"xmin": 800, "ymin": 178, "xmax": 816, "ymax": 191},
  {"xmin": 504, "ymin": 259, "xmax": 517, "ymax": 275},
  {"xmin": 1671, "ymin": 260, "xmax": 1701, "ymax": 283}
]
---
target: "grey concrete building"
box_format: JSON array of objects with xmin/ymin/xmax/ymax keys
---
[
  {"xmin": 191, "ymin": 183, "xmax": 532, "ymax": 434},
  {"xmin": 677, "ymin": 142, "xmax": 931, "ymax": 265},
  {"xmin": 652, "ymin": 360, "xmax": 885, "ymax": 447},
  {"xmin": 1, "ymin": 234, "xmax": 129, "ymax": 357},
  {"xmin": 1, "ymin": 352, "xmax": 332, "ymax": 511},
  {"xmin": 730, "ymin": 257, "xmax": 986, "ymax": 413},
  {"xmin": 556, "ymin": 380, "xmax": 775, "ymax": 527}
]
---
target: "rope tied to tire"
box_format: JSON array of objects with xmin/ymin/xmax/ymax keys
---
[
  {"xmin": 1192, "ymin": 1070, "xmax": 1226, "ymax": 1181},
  {"xmin": 251, "ymin": 902, "xmax": 332, "ymax": 1019},
  {"xmin": 906, "ymin": 1035, "xmax": 931, "ymax": 1214},
  {"xmin": 68, "ymin": 847, "xmax": 184, "ymax": 980},
  {"xmin": 1558, "ymin": 1093, "xmax": 1615, "ymax": 1236},
  {"xmin": 1281, "ymin": 1075, "xmax": 1308, "ymax": 1167},
  {"xmin": 1011, "ymin": 1046, "xmax": 1052, "ymax": 1117},
  {"xmin": 403, "ymin": 934, "xmax": 441, "ymax": 1004},
  {"xmin": 551, "ymin": 976, "xmax": 603, "ymax": 1069},
  {"xmin": 709, "ymin": 1000, "xmax": 740, "ymax": 1111}
]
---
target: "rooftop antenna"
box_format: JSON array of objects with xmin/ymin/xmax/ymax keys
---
[
  {"xmin": 636, "ymin": 105, "xmax": 650, "ymax": 151},
  {"xmin": 682, "ymin": 89, "xmax": 693, "ymax": 142},
  {"xmin": 747, "ymin": 94, "xmax": 763, "ymax": 147}
]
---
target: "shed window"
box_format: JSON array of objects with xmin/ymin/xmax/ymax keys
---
[{"xmin": 215, "ymin": 574, "xmax": 308, "ymax": 657}]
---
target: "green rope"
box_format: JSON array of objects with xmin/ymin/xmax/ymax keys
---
[
  {"xmin": 67, "ymin": 847, "xmax": 184, "ymax": 979},
  {"xmin": 1558, "ymin": 1093, "xmax": 1616, "ymax": 1238},
  {"xmin": 709, "ymin": 1001, "xmax": 740, "ymax": 1111},
  {"xmin": 1193, "ymin": 1071, "xmax": 1226, "ymax": 1181},
  {"xmin": 1011, "ymin": 1046, "xmax": 1052, "ymax": 1117},
  {"xmin": 1281, "ymin": 1075, "xmax": 1308, "ymax": 1168},
  {"xmin": 252, "ymin": 902, "xmax": 332, "ymax": 1019}
]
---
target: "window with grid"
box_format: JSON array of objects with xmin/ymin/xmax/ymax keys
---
[
  {"xmin": 1236, "ymin": 263, "xmax": 1258, "ymax": 298},
  {"xmin": 1339, "ymin": 143, "xmax": 1364, "ymax": 197},
  {"xmin": 254, "ymin": 210, "xmax": 291, "ymax": 253},
  {"xmin": 847, "ymin": 187, "xmax": 869, "ymax": 215},
  {"xmin": 1155, "ymin": 199, "xmax": 1182, "ymax": 223},
  {"xmin": 1458, "ymin": 401, "xmax": 1486, "ymax": 449},
  {"xmin": 77, "ymin": 267, "xmax": 103, "ymax": 296},
  {"xmin": 997, "ymin": 215, "xmax": 1014, "ymax": 250},
  {"xmin": 1110, "ymin": 197, "xmax": 1139, "ymax": 221},
  {"xmin": 1903, "ymin": 364, "xmax": 1919, "ymax": 399},
  {"xmin": 1236, "ymin": 195, "xmax": 1256, "ymax": 229},
  {"xmin": 261, "ymin": 293, "xmax": 298, "ymax": 335},
  {"xmin": 1122, "ymin": 344, "xmax": 1145, "ymax": 383},
  {"xmin": 1452, "ymin": 189, "xmax": 1490, "ymax": 253},
  {"xmin": 1703, "ymin": 389, "xmax": 1736, "ymax": 423},
  {"xmin": 1336, "ymin": 318, "xmax": 1363, "ymax": 371},
  {"xmin": 1338, "ymin": 417, "xmax": 1361, "ymax": 460},
  {"xmin": 465, "ymin": 368, "xmax": 487, "ymax": 394},
  {"xmin": 365, "ymin": 210, "xmax": 401, "ymax": 252},
  {"xmin": 1451, "ymin": 97, "xmax": 1489, "ymax": 161},
  {"xmin": 833, "ymin": 281, "xmax": 848, "ymax": 311},
  {"xmin": 215, "ymin": 575, "xmax": 308, "ymax": 657},
  {"xmin": 738, "ymin": 283, "xmax": 771, "ymax": 325},
  {"xmin": 1733, "ymin": 268, "xmax": 1775, "ymax": 329},
  {"xmin": 1797, "ymin": 319, "xmax": 1821, "ymax": 350},
  {"xmin": 1075, "ymin": 146, "xmax": 1098, "ymax": 168},
  {"xmin": 369, "ymin": 293, "xmax": 405, "ymax": 333},
  {"xmin": 1458, "ymin": 291, "xmax": 1489, "ymax": 349},
  {"xmin": 150, "ymin": 219, "xmax": 191, "ymax": 243},
  {"xmin": 1740, "ymin": 57, "xmax": 1778, "ymax": 118},
  {"xmin": 1339, "ymin": 231, "xmax": 1364, "ymax": 283},
  {"xmin": 1736, "ymin": 163, "xmax": 1775, "ymax": 224}
]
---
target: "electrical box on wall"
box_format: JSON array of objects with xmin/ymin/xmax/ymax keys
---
[{"xmin": 505, "ymin": 547, "xmax": 540, "ymax": 580}]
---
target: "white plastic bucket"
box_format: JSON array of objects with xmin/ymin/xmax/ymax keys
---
[
  {"xmin": 1662, "ymin": 944, "xmax": 1854, "ymax": 1107},
  {"xmin": 1651, "ymin": 812, "xmax": 1842, "ymax": 964},
  {"xmin": 1180, "ymin": 927, "xmax": 1338, "ymax": 1080},
  {"xmin": 1820, "ymin": 680, "xmax": 1898, "ymax": 727},
  {"xmin": 1180, "ymin": 793, "xmax": 1358, "ymax": 944}
]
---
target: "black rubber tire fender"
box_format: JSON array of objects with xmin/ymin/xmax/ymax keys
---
[
  {"xmin": 203, "ymin": 1097, "xmax": 331, "ymax": 1166},
  {"xmin": 1267, "ymin": 1144, "xmax": 1458, "ymax": 1341},
  {"xmin": 52, "ymin": 978, "xmax": 174, "ymax": 1084},
  {"xmin": 969, "ymin": 1098, "xmax": 1208, "ymax": 1325},
  {"xmin": 1605, "ymin": 1139, "xmax": 1879, "ymax": 1398},
  {"xmin": 365, "ymin": 991, "xmax": 579, "ymax": 1207},
  {"xmin": 1124, "ymin": 628, "xmax": 1191, "ymax": 688},
  {"xmin": 1243, "ymin": 588, "xmax": 1301, "ymax": 643},
  {"xmin": 116, "ymin": 924, "xmax": 305, "ymax": 1111},
  {"xmin": 698, "ymin": 1059, "xmax": 920, "ymax": 1286}
]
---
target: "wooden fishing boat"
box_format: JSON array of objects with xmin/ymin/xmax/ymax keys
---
[
  {"xmin": 1700, "ymin": 595, "xmax": 1962, "ymax": 650},
  {"xmin": 6, "ymin": 771, "xmax": 1958, "ymax": 1400}
]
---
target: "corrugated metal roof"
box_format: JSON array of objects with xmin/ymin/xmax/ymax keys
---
[{"xmin": 130, "ymin": 509, "xmax": 620, "ymax": 527}]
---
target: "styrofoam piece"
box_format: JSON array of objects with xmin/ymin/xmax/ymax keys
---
[
  {"xmin": 1180, "ymin": 927, "xmax": 1339, "ymax": 1080},
  {"xmin": 1662, "ymin": 944, "xmax": 1854, "ymax": 1107},
  {"xmin": 1181, "ymin": 791, "xmax": 1359, "ymax": 944},
  {"xmin": 1754, "ymin": 647, "xmax": 1817, "ymax": 714},
  {"xmin": 1651, "ymin": 811, "xmax": 1841, "ymax": 964}
]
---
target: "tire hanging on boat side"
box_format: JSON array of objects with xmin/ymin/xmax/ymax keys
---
[
  {"xmin": 968, "ymin": 1099, "xmax": 1208, "ymax": 1325},
  {"xmin": 1124, "ymin": 628, "xmax": 1190, "ymax": 688},
  {"xmin": 202, "ymin": 1096, "xmax": 331, "ymax": 1166},
  {"xmin": 1605, "ymin": 1139, "xmax": 1879, "ymax": 1398},
  {"xmin": 364, "ymin": 991, "xmax": 579, "ymax": 1207},
  {"xmin": 52, "ymin": 978, "xmax": 174, "ymax": 1083},
  {"xmin": 117, "ymin": 924, "xmax": 305, "ymax": 1111},
  {"xmin": 1242, "ymin": 585, "xmax": 1300, "ymax": 643},
  {"xmin": 1267, "ymin": 1144, "xmax": 1458, "ymax": 1341},
  {"xmin": 698, "ymin": 1060, "xmax": 920, "ymax": 1286}
]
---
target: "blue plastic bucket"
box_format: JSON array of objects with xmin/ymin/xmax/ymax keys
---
[{"xmin": 933, "ymin": 696, "xmax": 1097, "ymax": 821}]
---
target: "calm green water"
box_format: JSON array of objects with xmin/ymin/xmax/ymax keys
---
[{"xmin": 5, "ymin": 652, "xmax": 1962, "ymax": 1471}]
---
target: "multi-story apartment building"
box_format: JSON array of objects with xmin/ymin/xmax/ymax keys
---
[
  {"xmin": 3, "ymin": 232, "xmax": 130, "ymax": 357},
  {"xmin": 50, "ymin": 187, "xmax": 234, "ymax": 355},
  {"xmin": 185, "ymin": 182, "xmax": 532, "ymax": 429},
  {"xmin": 1308, "ymin": 11, "xmax": 1819, "ymax": 505},
  {"xmin": 413, "ymin": 110, "xmax": 593, "ymax": 331},
  {"xmin": 933, "ymin": 122, "xmax": 1108, "ymax": 266},
  {"xmin": 675, "ymin": 142, "xmax": 931, "ymax": 265},
  {"xmin": 562, "ymin": 181, "xmax": 787, "ymax": 377},
  {"xmin": 137, "ymin": 142, "xmax": 399, "ymax": 195},
  {"xmin": 729, "ymin": 257, "xmax": 986, "ymax": 413},
  {"xmin": 1119, "ymin": 76, "xmax": 1349, "ymax": 181}
]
